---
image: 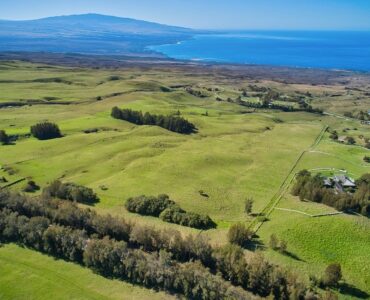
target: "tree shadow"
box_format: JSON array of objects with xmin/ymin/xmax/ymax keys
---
[
  {"xmin": 282, "ymin": 250, "xmax": 305, "ymax": 262},
  {"xmin": 338, "ymin": 282, "xmax": 369, "ymax": 299},
  {"xmin": 243, "ymin": 235, "xmax": 266, "ymax": 251}
]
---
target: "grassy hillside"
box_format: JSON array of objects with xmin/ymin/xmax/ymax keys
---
[
  {"xmin": 0, "ymin": 60, "xmax": 369, "ymax": 299},
  {"xmin": 0, "ymin": 244, "xmax": 174, "ymax": 300}
]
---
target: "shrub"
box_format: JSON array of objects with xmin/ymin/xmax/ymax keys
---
[
  {"xmin": 160, "ymin": 206, "xmax": 216, "ymax": 230},
  {"xmin": 269, "ymin": 234, "xmax": 279, "ymax": 250},
  {"xmin": 125, "ymin": 194, "xmax": 175, "ymax": 217},
  {"xmin": 0, "ymin": 130, "xmax": 9, "ymax": 144},
  {"xmin": 244, "ymin": 198, "xmax": 253, "ymax": 215},
  {"xmin": 23, "ymin": 180, "xmax": 40, "ymax": 193},
  {"xmin": 30, "ymin": 122, "xmax": 62, "ymax": 140},
  {"xmin": 227, "ymin": 223, "xmax": 252, "ymax": 247},
  {"xmin": 44, "ymin": 180, "xmax": 99, "ymax": 204},
  {"xmin": 321, "ymin": 263, "xmax": 342, "ymax": 287},
  {"xmin": 126, "ymin": 194, "xmax": 216, "ymax": 229}
]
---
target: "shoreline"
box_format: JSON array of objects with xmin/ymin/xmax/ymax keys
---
[{"xmin": 0, "ymin": 51, "xmax": 369, "ymax": 86}]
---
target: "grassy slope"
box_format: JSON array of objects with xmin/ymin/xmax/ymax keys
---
[
  {"xmin": 0, "ymin": 61, "xmax": 369, "ymax": 299},
  {"xmin": 0, "ymin": 244, "xmax": 174, "ymax": 300}
]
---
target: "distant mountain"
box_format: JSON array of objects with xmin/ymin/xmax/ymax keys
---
[{"xmin": 0, "ymin": 14, "xmax": 195, "ymax": 55}]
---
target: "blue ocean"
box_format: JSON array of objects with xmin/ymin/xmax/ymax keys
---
[{"xmin": 149, "ymin": 31, "xmax": 370, "ymax": 72}]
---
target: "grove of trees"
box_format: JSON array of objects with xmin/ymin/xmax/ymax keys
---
[
  {"xmin": 0, "ymin": 191, "xmax": 319, "ymax": 299},
  {"xmin": 126, "ymin": 194, "xmax": 216, "ymax": 229},
  {"xmin": 292, "ymin": 170, "xmax": 370, "ymax": 217},
  {"xmin": 30, "ymin": 122, "xmax": 62, "ymax": 140},
  {"xmin": 111, "ymin": 107, "xmax": 196, "ymax": 134}
]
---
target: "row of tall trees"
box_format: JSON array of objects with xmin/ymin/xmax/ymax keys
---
[
  {"xmin": 111, "ymin": 107, "xmax": 196, "ymax": 134},
  {"xmin": 0, "ymin": 191, "xmax": 315, "ymax": 299},
  {"xmin": 126, "ymin": 194, "xmax": 216, "ymax": 229},
  {"xmin": 292, "ymin": 170, "xmax": 370, "ymax": 216},
  {"xmin": 0, "ymin": 208, "xmax": 250, "ymax": 300}
]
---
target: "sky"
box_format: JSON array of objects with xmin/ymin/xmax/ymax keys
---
[{"xmin": 1, "ymin": 0, "xmax": 370, "ymax": 30}]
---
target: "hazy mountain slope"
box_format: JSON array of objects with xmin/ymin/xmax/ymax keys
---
[{"xmin": 0, "ymin": 14, "xmax": 194, "ymax": 55}]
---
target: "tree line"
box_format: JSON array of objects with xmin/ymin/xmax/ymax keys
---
[
  {"xmin": 125, "ymin": 194, "xmax": 216, "ymax": 229},
  {"xmin": 0, "ymin": 207, "xmax": 250, "ymax": 300},
  {"xmin": 111, "ymin": 107, "xmax": 196, "ymax": 134},
  {"xmin": 292, "ymin": 170, "xmax": 370, "ymax": 217},
  {"xmin": 0, "ymin": 191, "xmax": 319, "ymax": 299}
]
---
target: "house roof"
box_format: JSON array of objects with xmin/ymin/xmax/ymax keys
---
[{"xmin": 333, "ymin": 175, "xmax": 356, "ymax": 187}]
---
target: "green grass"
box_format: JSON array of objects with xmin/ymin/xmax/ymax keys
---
[
  {"xmin": 0, "ymin": 243, "xmax": 174, "ymax": 300},
  {"xmin": 0, "ymin": 61, "xmax": 369, "ymax": 299},
  {"xmin": 258, "ymin": 196, "xmax": 370, "ymax": 298}
]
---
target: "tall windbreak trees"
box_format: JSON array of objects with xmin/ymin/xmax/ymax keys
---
[
  {"xmin": 111, "ymin": 107, "xmax": 196, "ymax": 134},
  {"xmin": 0, "ymin": 191, "xmax": 316, "ymax": 299}
]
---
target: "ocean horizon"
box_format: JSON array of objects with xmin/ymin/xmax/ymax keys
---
[{"xmin": 149, "ymin": 30, "xmax": 370, "ymax": 72}]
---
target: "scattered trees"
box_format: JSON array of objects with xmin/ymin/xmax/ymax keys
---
[
  {"xmin": 43, "ymin": 180, "xmax": 99, "ymax": 204},
  {"xmin": 0, "ymin": 130, "xmax": 9, "ymax": 144},
  {"xmin": 30, "ymin": 122, "xmax": 62, "ymax": 140},
  {"xmin": 364, "ymin": 156, "xmax": 370, "ymax": 163},
  {"xmin": 111, "ymin": 107, "xmax": 196, "ymax": 134}
]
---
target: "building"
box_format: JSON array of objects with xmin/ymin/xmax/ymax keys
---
[
  {"xmin": 323, "ymin": 174, "xmax": 356, "ymax": 192},
  {"xmin": 333, "ymin": 175, "xmax": 356, "ymax": 188}
]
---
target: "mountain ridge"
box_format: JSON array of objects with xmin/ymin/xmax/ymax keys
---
[{"xmin": 0, "ymin": 13, "xmax": 195, "ymax": 55}]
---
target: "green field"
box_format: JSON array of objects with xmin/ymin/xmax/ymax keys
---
[
  {"xmin": 0, "ymin": 244, "xmax": 173, "ymax": 300},
  {"xmin": 0, "ymin": 61, "xmax": 369, "ymax": 299}
]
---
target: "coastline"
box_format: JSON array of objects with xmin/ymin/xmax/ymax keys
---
[{"xmin": 147, "ymin": 31, "xmax": 370, "ymax": 73}]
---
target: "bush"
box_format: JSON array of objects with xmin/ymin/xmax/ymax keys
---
[
  {"xmin": 321, "ymin": 263, "xmax": 342, "ymax": 287},
  {"xmin": 0, "ymin": 130, "xmax": 9, "ymax": 144},
  {"xmin": 160, "ymin": 206, "xmax": 216, "ymax": 230},
  {"xmin": 269, "ymin": 234, "xmax": 279, "ymax": 250},
  {"xmin": 44, "ymin": 180, "xmax": 99, "ymax": 204},
  {"xmin": 126, "ymin": 194, "xmax": 216, "ymax": 229},
  {"xmin": 125, "ymin": 194, "xmax": 175, "ymax": 217},
  {"xmin": 30, "ymin": 122, "xmax": 62, "ymax": 140},
  {"xmin": 227, "ymin": 223, "xmax": 252, "ymax": 247},
  {"xmin": 23, "ymin": 180, "xmax": 40, "ymax": 193}
]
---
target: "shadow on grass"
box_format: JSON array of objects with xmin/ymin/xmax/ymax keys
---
[
  {"xmin": 282, "ymin": 250, "xmax": 305, "ymax": 262},
  {"xmin": 243, "ymin": 234, "xmax": 266, "ymax": 251},
  {"xmin": 338, "ymin": 282, "xmax": 369, "ymax": 299}
]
